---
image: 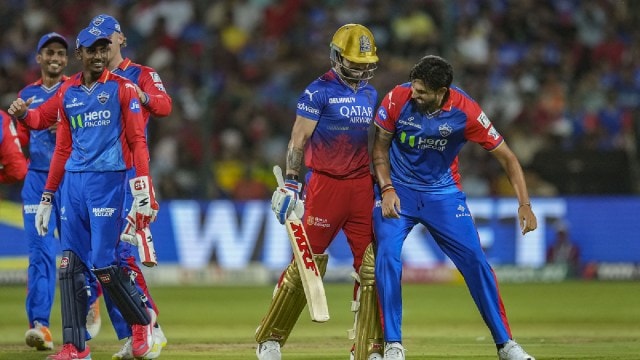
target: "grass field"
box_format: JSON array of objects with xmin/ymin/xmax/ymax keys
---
[{"xmin": 1, "ymin": 281, "xmax": 639, "ymax": 359}]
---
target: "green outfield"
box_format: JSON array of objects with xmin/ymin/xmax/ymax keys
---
[{"xmin": 1, "ymin": 281, "xmax": 638, "ymax": 359}]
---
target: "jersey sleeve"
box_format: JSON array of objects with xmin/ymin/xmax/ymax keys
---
[
  {"xmin": 461, "ymin": 98, "xmax": 504, "ymax": 151},
  {"xmin": 138, "ymin": 66, "xmax": 172, "ymax": 117},
  {"xmin": 19, "ymin": 89, "xmax": 62, "ymax": 130},
  {"xmin": 15, "ymin": 120, "xmax": 30, "ymax": 147},
  {"xmin": 374, "ymin": 85, "xmax": 410, "ymax": 133},
  {"xmin": 120, "ymin": 82, "xmax": 150, "ymax": 177},
  {"xmin": 0, "ymin": 114, "xmax": 28, "ymax": 183},
  {"xmin": 43, "ymin": 110, "xmax": 72, "ymax": 192}
]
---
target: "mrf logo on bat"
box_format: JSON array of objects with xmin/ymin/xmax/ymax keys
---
[{"xmin": 288, "ymin": 221, "xmax": 319, "ymax": 276}]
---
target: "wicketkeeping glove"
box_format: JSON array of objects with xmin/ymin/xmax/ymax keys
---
[
  {"xmin": 125, "ymin": 175, "xmax": 156, "ymax": 230},
  {"xmin": 120, "ymin": 220, "xmax": 157, "ymax": 267},
  {"xmin": 271, "ymin": 178, "xmax": 304, "ymax": 224},
  {"xmin": 35, "ymin": 192, "xmax": 53, "ymax": 236}
]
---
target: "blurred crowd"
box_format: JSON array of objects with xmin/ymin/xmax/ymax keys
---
[{"xmin": 0, "ymin": 0, "xmax": 638, "ymax": 201}]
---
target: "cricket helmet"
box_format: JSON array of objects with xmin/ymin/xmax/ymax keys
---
[{"xmin": 330, "ymin": 24, "xmax": 378, "ymax": 82}]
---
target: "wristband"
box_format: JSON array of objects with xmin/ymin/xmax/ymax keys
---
[
  {"xmin": 381, "ymin": 185, "xmax": 395, "ymax": 198},
  {"xmin": 518, "ymin": 203, "xmax": 531, "ymax": 210}
]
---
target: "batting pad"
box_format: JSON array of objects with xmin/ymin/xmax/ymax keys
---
[
  {"xmin": 59, "ymin": 250, "xmax": 88, "ymax": 350},
  {"xmin": 255, "ymin": 254, "xmax": 328, "ymax": 346},
  {"xmin": 350, "ymin": 244, "xmax": 383, "ymax": 360},
  {"xmin": 93, "ymin": 265, "xmax": 151, "ymax": 326}
]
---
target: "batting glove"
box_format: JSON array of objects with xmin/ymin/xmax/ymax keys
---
[
  {"xmin": 271, "ymin": 179, "xmax": 304, "ymax": 224},
  {"xmin": 125, "ymin": 175, "xmax": 156, "ymax": 230},
  {"xmin": 35, "ymin": 192, "xmax": 53, "ymax": 236}
]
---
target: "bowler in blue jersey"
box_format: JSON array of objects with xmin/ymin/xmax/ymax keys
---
[{"xmin": 371, "ymin": 55, "xmax": 538, "ymax": 360}]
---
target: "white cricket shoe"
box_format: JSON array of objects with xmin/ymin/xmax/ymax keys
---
[
  {"xmin": 383, "ymin": 342, "xmax": 405, "ymax": 360},
  {"xmin": 350, "ymin": 350, "xmax": 383, "ymax": 359},
  {"xmin": 498, "ymin": 340, "xmax": 535, "ymax": 360},
  {"xmin": 112, "ymin": 337, "xmax": 133, "ymax": 360},
  {"xmin": 256, "ymin": 340, "xmax": 281, "ymax": 360},
  {"xmin": 154, "ymin": 324, "xmax": 167, "ymax": 348},
  {"xmin": 86, "ymin": 298, "xmax": 102, "ymax": 338},
  {"xmin": 112, "ymin": 335, "xmax": 162, "ymax": 360}
]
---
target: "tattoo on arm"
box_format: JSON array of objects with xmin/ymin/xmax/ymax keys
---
[{"xmin": 286, "ymin": 147, "xmax": 304, "ymax": 174}]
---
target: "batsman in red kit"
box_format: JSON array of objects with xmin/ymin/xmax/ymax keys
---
[
  {"xmin": 256, "ymin": 24, "xmax": 384, "ymax": 360},
  {"xmin": 0, "ymin": 110, "xmax": 27, "ymax": 184}
]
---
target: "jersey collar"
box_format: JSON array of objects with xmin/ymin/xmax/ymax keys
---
[
  {"xmin": 70, "ymin": 69, "xmax": 111, "ymax": 86},
  {"xmin": 116, "ymin": 58, "xmax": 132, "ymax": 71}
]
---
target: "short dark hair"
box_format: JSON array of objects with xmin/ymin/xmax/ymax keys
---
[{"xmin": 409, "ymin": 55, "xmax": 453, "ymax": 90}]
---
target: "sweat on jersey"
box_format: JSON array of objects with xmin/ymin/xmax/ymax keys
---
[
  {"xmin": 0, "ymin": 111, "xmax": 27, "ymax": 183},
  {"xmin": 295, "ymin": 69, "xmax": 378, "ymax": 179},
  {"xmin": 20, "ymin": 69, "xmax": 150, "ymax": 193},
  {"xmin": 16, "ymin": 76, "xmax": 69, "ymax": 171},
  {"xmin": 374, "ymin": 83, "xmax": 503, "ymax": 193}
]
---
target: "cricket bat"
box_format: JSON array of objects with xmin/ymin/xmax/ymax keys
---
[{"xmin": 273, "ymin": 165, "xmax": 330, "ymax": 322}]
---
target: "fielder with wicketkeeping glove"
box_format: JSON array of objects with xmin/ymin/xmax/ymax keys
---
[{"xmin": 10, "ymin": 26, "xmax": 160, "ymax": 358}]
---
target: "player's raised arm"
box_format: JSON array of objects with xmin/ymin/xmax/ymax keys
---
[{"xmin": 8, "ymin": 89, "xmax": 63, "ymax": 130}]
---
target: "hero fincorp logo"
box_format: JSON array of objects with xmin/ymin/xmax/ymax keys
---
[
  {"xmin": 399, "ymin": 131, "xmax": 448, "ymax": 151},
  {"xmin": 69, "ymin": 110, "xmax": 112, "ymax": 129}
]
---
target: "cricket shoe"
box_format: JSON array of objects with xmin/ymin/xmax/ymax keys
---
[
  {"xmin": 86, "ymin": 298, "xmax": 102, "ymax": 338},
  {"xmin": 112, "ymin": 337, "xmax": 133, "ymax": 360},
  {"xmin": 350, "ymin": 350, "xmax": 383, "ymax": 360},
  {"xmin": 498, "ymin": 340, "xmax": 535, "ymax": 360},
  {"xmin": 47, "ymin": 343, "xmax": 91, "ymax": 360},
  {"xmin": 25, "ymin": 320, "xmax": 54, "ymax": 350},
  {"xmin": 256, "ymin": 340, "xmax": 281, "ymax": 360},
  {"xmin": 131, "ymin": 308, "xmax": 158, "ymax": 359},
  {"xmin": 154, "ymin": 324, "xmax": 167, "ymax": 348},
  {"xmin": 383, "ymin": 342, "xmax": 405, "ymax": 360}
]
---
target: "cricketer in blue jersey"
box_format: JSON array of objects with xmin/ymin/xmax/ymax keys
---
[
  {"xmin": 258, "ymin": 24, "xmax": 384, "ymax": 360},
  {"xmin": 17, "ymin": 32, "xmax": 69, "ymax": 353},
  {"xmin": 89, "ymin": 14, "xmax": 170, "ymax": 356},
  {"xmin": 371, "ymin": 55, "xmax": 537, "ymax": 360},
  {"xmin": 17, "ymin": 32, "xmax": 105, "ymax": 353},
  {"xmin": 9, "ymin": 26, "xmax": 158, "ymax": 360}
]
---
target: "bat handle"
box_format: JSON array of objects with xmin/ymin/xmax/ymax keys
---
[{"xmin": 273, "ymin": 165, "xmax": 285, "ymax": 187}]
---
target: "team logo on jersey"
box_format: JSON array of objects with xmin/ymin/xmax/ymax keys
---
[
  {"xmin": 129, "ymin": 99, "xmax": 141, "ymax": 113},
  {"xmin": 477, "ymin": 112, "xmax": 491, "ymax": 129},
  {"xmin": 438, "ymin": 123, "xmax": 453, "ymax": 137},
  {"xmin": 97, "ymin": 91, "xmax": 110, "ymax": 104}
]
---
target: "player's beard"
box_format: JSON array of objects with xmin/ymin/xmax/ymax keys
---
[{"xmin": 414, "ymin": 98, "xmax": 442, "ymax": 117}]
